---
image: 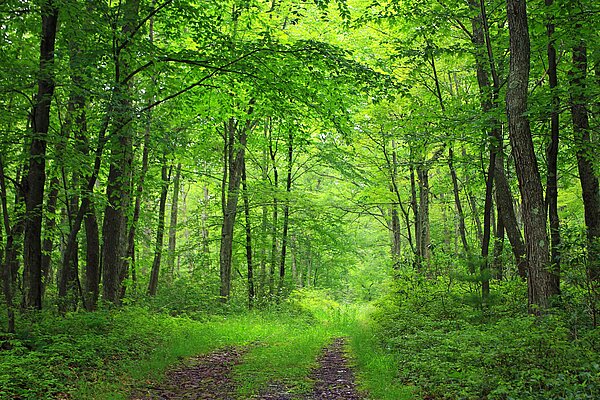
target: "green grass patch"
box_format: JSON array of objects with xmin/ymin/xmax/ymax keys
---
[
  {"xmin": 234, "ymin": 319, "xmax": 335, "ymax": 397},
  {"xmin": 347, "ymin": 305, "xmax": 416, "ymax": 400}
]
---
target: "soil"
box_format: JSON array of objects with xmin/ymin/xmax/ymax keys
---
[
  {"xmin": 131, "ymin": 337, "xmax": 364, "ymax": 400},
  {"xmin": 309, "ymin": 337, "xmax": 363, "ymax": 400},
  {"xmin": 131, "ymin": 346, "xmax": 246, "ymax": 400}
]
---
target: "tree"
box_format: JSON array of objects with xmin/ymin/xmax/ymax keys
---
[
  {"xmin": 219, "ymin": 104, "xmax": 255, "ymax": 301},
  {"xmin": 505, "ymin": 0, "xmax": 556, "ymax": 311},
  {"xmin": 22, "ymin": 0, "xmax": 59, "ymax": 310}
]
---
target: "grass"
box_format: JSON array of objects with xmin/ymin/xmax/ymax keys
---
[
  {"xmin": 234, "ymin": 321, "xmax": 335, "ymax": 397},
  {"xmin": 0, "ymin": 290, "xmax": 416, "ymax": 400},
  {"xmin": 346, "ymin": 304, "xmax": 416, "ymax": 400}
]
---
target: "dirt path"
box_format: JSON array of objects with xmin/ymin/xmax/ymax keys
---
[
  {"xmin": 309, "ymin": 337, "xmax": 363, "ymax": 400},
  {"xmin": 254, "ymin": 337, "xmax": 364, "ymax": 400},
  {"xmin": 132, "ymin": 338, "xmax": 363, "ymax": 400},
  {"xmin": 131, "ymin": 346, "xmax": 245, "ymax": 399}
]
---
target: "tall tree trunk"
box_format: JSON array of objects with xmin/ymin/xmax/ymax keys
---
[
  {"xmin": 241, "ymin": 160, "xmax": 255, "ymax": 308},
  {"xmin": 101, "ymin": 123, "xmax": 134, "ymax": 303},
  {"xmin": 167, "ymin": 163, "xmax": 181, "ymax": 279},
  {"xmin": 0, "ymin": 158, "xmax": 17, "ymax": 332},
  {"xmin": 41, "ymin": 176, "xmax": 59, "ymax": 297},
  {"xmin": 291, "ymin": 235, "xmax": 300, "ymax": 287},
  {"xmin": 492, "ymin": 209, "xmax": 505, "ymax": 279},
  {"xmin": 569, "ymin": 40, "xmax": 600, "ymax": 284},
  {"xmin": 278, "ymin": 132, "xmax": 293, "ymax": 294},
  {"xmin": 410, "ymin": 165, "xmax": 421, "ymax": 268},
  {"xmin": 269, "ymin": 129, "xmax": 279, "ymax": 296},
  {"xmin": 471, "ymin": 0, "xmax": 528, "ymax": 280},
  {"xmin": 545, "ymin": 0, "xmax": 561, "ymax": 294},
  {"xmin": 219, "ymin": 107, "xmax": 254, "ymax": 301},
  {"xmin": 495, "ymin": 153, "xmax": 528, "ymax": 278},
  {"xmin": 259, "ymin": 140, "xmax": 269, "ymax": 296},
  {"xmin": 148, "ymin": 160, "xmax": 170, "ymax": 296},
  {"xmin": 126, "ymin": 114, "xmax": 150, "ymax": 294},
  {"xmin": 449, "ymin": 148, "xmax": 470, "ymax": 255},
  {"xmin": 417, "ymin": 167, "xmax": 430, "ymax": 266},
  {"xmin": 387, "ymin": 140, "xmax": 406, "ymax": 264},
  {"xmin": 506, "ymin": 0, "xmax": 555, "ymax": 311},
  {"xmin": 84, "ymin": 200, "xmax": 99, "ymax": 310},
  {"xmin": 101, "ymin": 0, "xmax": 140, "ymax": 304},
  {"xmin": 23, "ymin": 0, "xmax": 59, "ymax": 310},
  {"xmin": 481, "ymin": 146, "xmax": 496, "ymax": 301},
  {"xmin": 201, "ymin": 185, "xmax": 210, "ymax": 269}
]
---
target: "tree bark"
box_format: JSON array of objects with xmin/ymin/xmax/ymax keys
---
[
  {"xmin": 417, "ymin": 167, "xmax": 430, "ymax": 266},
  {"xmin": 41, "ymin": 176, "xmax": 59, "ymax": 297},
  {"xmin": 449, "ymin": 148, "xmax": 470, "ymax": 255},
  {"xmin": 84, "ymin": 200, "xmax": 99, "ymax": 310},
  {"xmin": 278, "ymin": 132, "xmax": 293, "ymax": 294},
  {"xmin": 101, "ymin": 0, "xmax": 140, "ymax": 304},
  {"xmin": 167, "ymin": 163, "xmax": 181, "ymax": 279},
  {"xmin": 569, "ymin": 40, "xmax": 600, "ymax": 284},
  {"xmin": 388, "ymin": 140, "xmax": 405, "ymax": 264},
  {"xmin": 242, "ymin": 160, "xmax": 255, "ymax": 308},
  {"xmin": 125, "ymin": 113, "xmax": 151, "ymax": 294},
  {"xmin": 219, "ymin": 105, "xmax": 254, "ymax": 301},
  {"xmin": 471, "ymin": 0, "xmax": 527, "ymax": 280},
  {"xmin": 148, "ymin": 160, "xmax": 170, "ymax": 296},
  {"xmin": 410, "ymin": 165, "xmax": 421, "ymax": 268},
  {"xmin": 269, "ymin": 128, "xmax": 279, "ymax": 296},
  {"xmin": 0, "ymin": 158, "xmax": 17, "ymax": 332},
  {"xmin": 544, "ymin": 0, "xmax": 561, "ymax": 294},
  {"xmin": 506, "ymin": 0, "xmax": 555, "ymax": 311},
  {"xmin": 23, "ymin": 0, "xmax": 59, "ymax": 310},
  {"xmin": 481, "ymin": 146, "xmax": 496, "ymax": 301}
]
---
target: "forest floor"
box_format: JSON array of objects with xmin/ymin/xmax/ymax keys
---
[{"xmin": 131, "ymin": 337, "xmax": 363, "ymax": 400}]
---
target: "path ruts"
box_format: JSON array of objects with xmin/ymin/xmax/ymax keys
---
[
  {"xmin": 310, "ymin": 337, "xmax": 363, "ymax": 400},
  {"xmin": 254, "ymin": 337, "xmax": 363, "ymax": 400},
  {"xmin": 132, "ymin": 338, "xmax": 363, "ymax": 399},
  {"xmin": 131, "ymin": 346, "xmax": 245, "ymax": 400}
]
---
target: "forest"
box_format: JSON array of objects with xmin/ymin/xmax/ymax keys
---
[{"xmin": 0, "ymin": 0, "xmax": 599, "ymax": 398}]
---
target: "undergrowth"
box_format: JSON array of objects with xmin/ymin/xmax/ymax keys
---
[{"xmin": 371, "ymin": 271, "xmax": 600, "ymax": 399}]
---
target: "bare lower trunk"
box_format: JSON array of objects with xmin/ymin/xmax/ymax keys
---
[
  {"xmin": 148, "ymin": 161, "xmax": 170, "ymax": 296},
  {"xmin": 41, "ymin": 177, "xmax": 59, "ymax": 297},
  {"xmin": 0, "ymin": 158, "xmax": 17, "ymax": 332},
  {"xmin": 23, "ymin": 0, "xmax": 59, "ymax": 310},
  {"xmin": 278, "ymin": 133, "xmax": 294, "ymax": 294},
  {"xmin": 417, "ymin": 167, "xmax": 430, "ymax": 266},
  {"xmin": 570, "ymin": 42, "xmax": 600, "ymax": 284},
  {"xmin": 242, "ymin": 161, "xmax": 254, "ymax": 308},
  {"xmin": 101, "ymin": 0, "xmax": 139, "ymax": 304},
  {"xmin": 410, "ymin": 166, "xmax": 421, "ymax": 268},
  {"xmin": 84, "ymin": 200, "xmax": 99, "ymax": 310},
  {"xmin": 167, "ymin": 163, "xmax": 181, "ymax": 279},
  {"xmin": 102, "ymin": 132, "xmax": 133, "ymax": 303},
  {"xmin": 545, "ymin": 0, "xmax": 561, "ymax": 294},
  {"xmin": 219, "ymin": 109, "xmax": 254, "ymax": 301},
  {"xmin": 449, "ymin": 148, "xmax": 469, "ymax": 254},
  {"xmin": 506, "ymin": 0, "xmax": 555, "ymax": 311},
  {"xmin": 126, "ymin": 115, "xmax": 151, "ymax": 294}
]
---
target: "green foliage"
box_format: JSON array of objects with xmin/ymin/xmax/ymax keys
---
[
  {"xmin": 0, "ymin": 308, "xmax": 167, "ymax": 399},
  {"xmin": 371, "ymin": 273, "xmax": 600, "ymax": 399},
  {"xmin": 347, "ymin": 305, "xmax": 416, "ymax": 400}
]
